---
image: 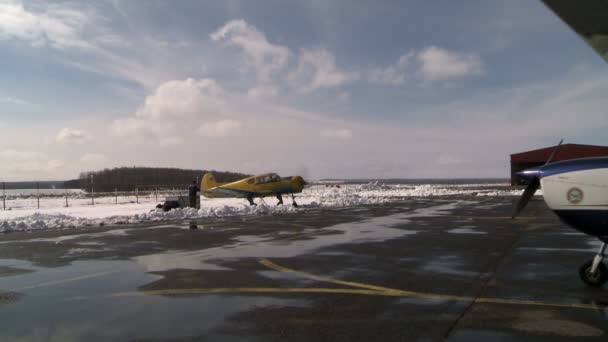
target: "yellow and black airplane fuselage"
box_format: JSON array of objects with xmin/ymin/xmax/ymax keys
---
[{"xmin": 201, "ymin": 172, "xmax": 306, "ymax": 206}]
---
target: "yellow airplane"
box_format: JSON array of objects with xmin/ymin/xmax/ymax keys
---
[{"xmin": 201, "ymin": 172, "xmax": 307, "ymax": 206}]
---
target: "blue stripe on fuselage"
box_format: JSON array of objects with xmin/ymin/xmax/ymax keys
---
[
  {"xmin": 537, "ymin": 157, "xmax": 608, "ymax": 178},
  {"xmin": 553, "ymin": 209, "xmax": 608, "ymax": 239},
  {"xmin": 273, "ymin": 185, "xmax": 293, "ymax": 194}
]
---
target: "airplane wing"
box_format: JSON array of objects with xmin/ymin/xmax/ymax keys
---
[
  {"xmin": 542, "ymin": 0, "xmax": 608, "ymax": 63},
  {"xmin": 205, "ymin": 186, "xmax": 274, "ymax": 198}
]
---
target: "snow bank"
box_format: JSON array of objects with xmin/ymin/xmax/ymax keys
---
[{"xmin": 0, "ymin": 183, "xmax": 525, "ymax": 232}]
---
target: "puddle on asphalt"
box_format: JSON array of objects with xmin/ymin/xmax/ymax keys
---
[
  {"xmin": 447, "ymin": 227, "xmax": 487, "ymax": 235},
  {"xmin": 134, "ymin": 202, "xmax": 471, "ymax": 272},
  {"xmin": 257, "ymin": 270, "xmax": 316, "ymax": 284},
  {"xmin": 396, "ymin": 296, "xmax": 451, "ymax": 306},
  {"xmin": 0, "ymin": 228, "xmax": 132, "ymax": 245},
  {"xmin": 0, "ymin": 257, "xmax": 310, "ymax": 341},
  {"xmin": 421, "ymin": 255, "xmax": 479, "ymax": 277},
  {"xmin": 447, "ymin": 329, "xmax": 520, "ymax": 342},
  {"xmin": 475, "ymin": 203, "xmax": 506, "ymax": 210},
  {"xmin": 518, "ymin": 238, "xmax": 602, "ymax": 254}
]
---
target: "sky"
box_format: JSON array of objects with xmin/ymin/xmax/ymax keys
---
[{"xmin": 0, "ymin": 0, "xmax": 607, "ymax": 181}]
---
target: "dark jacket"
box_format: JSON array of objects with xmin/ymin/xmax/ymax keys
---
[{"xmin": 188, "ymin": 184, "xmax": 200, "ymax": 197}]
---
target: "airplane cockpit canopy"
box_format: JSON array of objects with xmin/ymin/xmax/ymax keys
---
[{"xmin": 254, "ymin": 173, "xmax": 281, "ymax": 184}]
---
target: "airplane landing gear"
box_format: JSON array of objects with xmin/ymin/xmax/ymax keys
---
[
  {"xmin": 579, "ymin": 242, "xmax": 607, "ymax": 287},
  {"xmin": 290, "ymin": 193, "xmax": 298, "ymax": 207},
  {"xmin": 276, "ymin": 194, "xmax": 283, "ymax": 206},
  {"xmin": 247, "ymin": 195, "xmax": 257, "ymax": 206}
]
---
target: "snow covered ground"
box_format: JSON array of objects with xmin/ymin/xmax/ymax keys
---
[{"xmin": 0, "ymin": 182, "xmax": 528, "ymax": 232}]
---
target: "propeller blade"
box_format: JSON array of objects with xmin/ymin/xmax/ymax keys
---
[
  {"xmin": 544, "ymin": 138, "xmax": 564, "ymax": 165},
  {"xmin": 512, "ymin": 177, "xmax": 540, "ymax": 219}
]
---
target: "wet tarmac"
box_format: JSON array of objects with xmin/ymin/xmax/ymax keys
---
[{"xmin": 0, "ymin": 196, "xmax": 607, "ymax": 341}]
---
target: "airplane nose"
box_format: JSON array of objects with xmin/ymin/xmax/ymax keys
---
[
  {"xmin": 516, "ymin": 168, "xmax": 542, "ymax": 179},
  {"xmin": 292, "ymin": 176, "xmax": 306, "ymax": 189}
]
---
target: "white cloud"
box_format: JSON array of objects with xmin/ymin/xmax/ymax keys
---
[
  {"xmin": 198, "ymin": 120, "xmax": 243, "ymax": 138},
  {"xmin": 418, "ymin": 46, "xmax": 483, "ymax": 81},
  {"xmin": 320, "ymin": 128, "xmax": 352, "ymax": 139},
  {"xmin": 0, "ymin": 149, "xmax": 49, "ymax": 175},
  {"xmin": 134, "ymin": 78, "xmax": 224, "ymax": 120},
  {"xmin": 211, "ymin": 19, "xmax": 290, "ymax": 83},
  {"xmin": 113, "ymin": 78, "xmax": 241, "ymax": 144},
  {"xmin": 0, "ymin": 1, "xmax": 92, "ymax": 50},
  {"xmin": 56, "ymin": 128, "xmax": 90, "ymax": 144},
  {"xmin": 159, "ymin": 136, "xmax": 184, "ymax": 147},
  {"xmin": 247, "ymin": 85, "xmax": 278, "ymax": 100},
  {"xmin": 47, "ymin": 159, "xmax": 64, "ymax": 170},
  {"xmin": 0, "ymin": 96, "xmax": 28, "ymax": 105},
  {"xmin": 289, "ymin": 48, "xmax": 357, "ymax": 93},
  {"xmin": 80, "ymin": 153, "xmax": 107, "ymax": 164},
  {"xmin": 368, "ymin": 53, "xmax": 413, "ymax": 85}
]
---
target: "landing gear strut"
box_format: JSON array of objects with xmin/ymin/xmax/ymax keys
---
[
  {"xmin": 246, "ymin": 195, "xmax": 257, "ymax": 206},
  {"xmin": 276, "ymin": 194, "xmax": 283, "ymax": 206},
  {"xmin": 291, "ymin": 193, "xmax": 298, "ymax": 207},
  {"xmin": 579, "ymin": 241, "xmax": 608, "ymax": 287}
]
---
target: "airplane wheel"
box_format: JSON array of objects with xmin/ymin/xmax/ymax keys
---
[{"xmin": 579, "ymin": 260, "xmax": 608, "ymax": 287}]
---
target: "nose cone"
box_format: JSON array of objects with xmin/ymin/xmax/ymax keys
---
[
  {"xmin": 291, "ymin": 176, "xmax": 306, "ymax": 192},
  {"xmin": 516, "ymin": 168, "xmax": 542, "ymax": 179}
]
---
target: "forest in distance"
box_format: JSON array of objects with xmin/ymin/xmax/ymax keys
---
[{"xmin": 60, "ymin": 167, "xmax": 251, "ymax": 192}]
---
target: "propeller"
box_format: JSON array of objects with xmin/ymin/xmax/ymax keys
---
[
  {"xmin": 511, "ymin": 176, "xmax": 540, "ymax": 218},
  {"xmin": 511, "ymin": 139, "xmax": 563, "ymax": 219}
]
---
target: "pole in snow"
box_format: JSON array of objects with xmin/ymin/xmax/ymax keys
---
[{"xmin": 36, "ymin": 182, "xmax": 40, "ymax": 209}]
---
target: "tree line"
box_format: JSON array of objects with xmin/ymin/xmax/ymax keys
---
[{"xmin": 64, "ymin": 167, "xmax": 251, "ymax": 192}]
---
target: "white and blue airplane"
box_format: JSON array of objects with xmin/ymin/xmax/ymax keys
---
[
  {"xmin": 513, "ymin": 141, "xmax": 608, "ymax": 286},
  {"xmin": 512, "ymin": 1, "xmax": 608, "ymax": 287}
]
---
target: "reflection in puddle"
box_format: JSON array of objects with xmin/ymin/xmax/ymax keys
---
[
  {"xmin": 447, "ymin": 227, "xmax": 486, "ymax": 235},
  {"xmin": 134, "ymin": 202, "xmax": 469, "ymax": 272},
  {"xmin": 0, "ymin": 257, "xmax": 310, "ymax": 341},
  {"xmin": 0, "ymin": 228, "xmax": 131, "ymax": 245},
  {"xmin": 422, "ymin": 255, "xmax": 479, "ymax": 277}
]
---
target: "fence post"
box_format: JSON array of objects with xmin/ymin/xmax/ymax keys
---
[
  {"xmin": 115, "ymin": 187, "xmax": 118, "ymax": 205},
  {"xmin": 91, "ymin": 175, "xmax": 95, "ymax": 205},
  {"xmin": 136, "ymin": 187, "xmax": 139, "ymax": 204},
  {"xmin": 36, "ymin": 182, "xmax": 40, "ymax": 209}
]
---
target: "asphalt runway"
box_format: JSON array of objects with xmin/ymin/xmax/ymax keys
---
[{"xmin": 0, "ymin": 196, "xmax": 607, "ymax": 341}]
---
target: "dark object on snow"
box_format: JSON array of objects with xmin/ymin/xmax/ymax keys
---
[{"xmin": 161, "ymin": 201, "xmax": 180, "ymax": 212}]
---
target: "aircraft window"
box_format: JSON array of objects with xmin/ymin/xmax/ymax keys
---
[{"xmin": 248, "ymin": 178, "xmax": 254, "ymax": 184}]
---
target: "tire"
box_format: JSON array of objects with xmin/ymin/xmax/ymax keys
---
[{"xmin": 579, "ymin": 260, "xmax": 608, "ymax": 287}]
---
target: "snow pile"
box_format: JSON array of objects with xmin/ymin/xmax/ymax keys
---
[
  {"xmin": 357, "ymin": 181, "xmax": 393, "ymax": 191},
  {"xmin": 0, "ymin": 183, "xmax": 526, "ymax": 232}
]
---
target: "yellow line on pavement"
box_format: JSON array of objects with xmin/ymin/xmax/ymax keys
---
[
  {"xmin": 258, "ymin": 258, "xmax": 604, "ymax": 310},
  {"xmin": 111, "ymin": 287, "xmax": 396, "ymax": 298}
]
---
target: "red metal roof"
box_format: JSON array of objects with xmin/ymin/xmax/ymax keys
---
[{"xmin": 511, "ymin": 144, "xmax": 608, "ymax": 163}]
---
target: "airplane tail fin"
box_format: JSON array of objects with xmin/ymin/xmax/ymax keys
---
[{"xmin": 201, "ymin": 172, "xmax": 220, "ymax": 191}]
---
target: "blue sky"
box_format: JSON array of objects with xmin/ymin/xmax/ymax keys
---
[{"xmin": 0, "ymin": 0, "xmax": 607, "ymax": 181}]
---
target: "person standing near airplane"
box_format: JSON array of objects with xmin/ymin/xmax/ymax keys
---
[{"xmin": 188, "ymin": 180, "xmax": 200, "ymax": 209}]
